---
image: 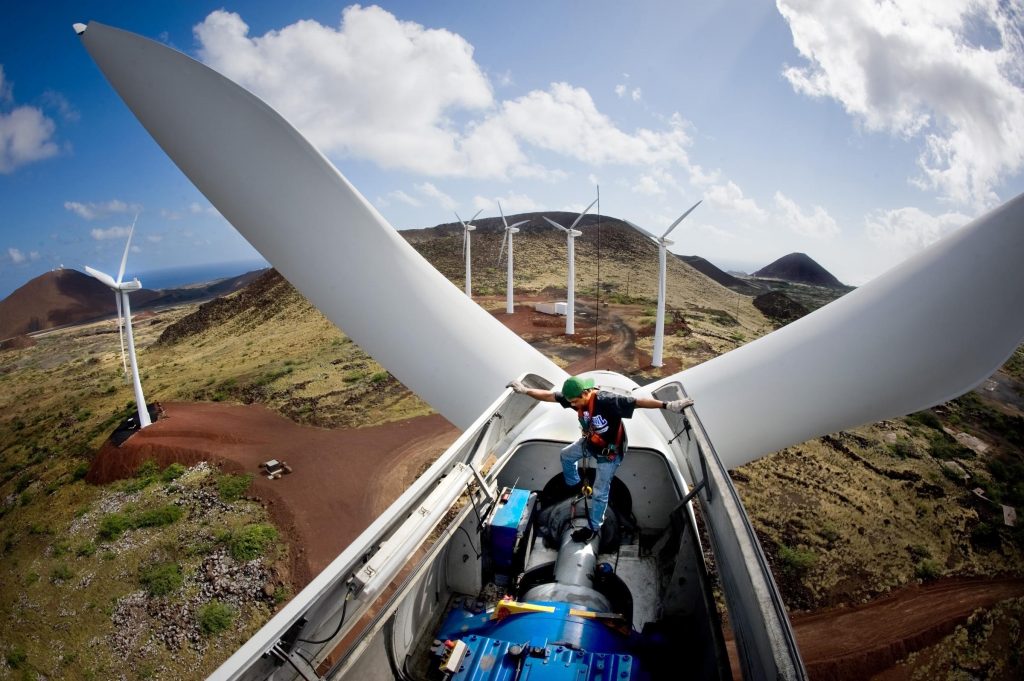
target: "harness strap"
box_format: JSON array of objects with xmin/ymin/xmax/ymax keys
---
[{"xmin": 577, "ymin": 391, "xmax": 625, "ymax": 453}]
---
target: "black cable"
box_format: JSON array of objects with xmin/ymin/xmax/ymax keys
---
[
  {"xmin": 594, "ymin": 184, "xmax": 601, "ymax": 370},
  {"xmin": 296, "ymin": 586, "xmax": 353, "ymax": 645},
  {"xmin": 454, "ymin": 525, "xmax": 482, "ymax": 558}
]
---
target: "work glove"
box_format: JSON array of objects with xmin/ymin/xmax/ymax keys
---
[
  {"xmin": 665, "ymin": 398, "xmax": 694, "ymax": 413},
  {"xmin": 507, "ymin": 380, "xmax": 528, "ymax": 394}
]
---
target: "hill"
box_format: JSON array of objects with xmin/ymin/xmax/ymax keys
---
[
  {"xmin": 0, "ymin": 268, "xmax": 266, "ymax": 340},
  {"xmin": 677, "ymin": 254, "xmax": 761, "ymax": 294},
  {"xmin": 753, "ymin": 252, "xmax": 845, "ymax": 288},
  {"xmin": 0, "ymin": 269, "xmax": 117, "ymax": 340}
]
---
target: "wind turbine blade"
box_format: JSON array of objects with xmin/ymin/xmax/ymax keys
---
[
  {"xmin": 115, "ymin": 292, "xmax": 128, "ymax": 375},
  {"xmin": 662, "ymin": 200, "xmax": 701, "ymax": 239},
  {"xmin": 462, "ymin": 228, "xmax": 468, "ymax": 257},
  {"xmin": 646, "ymin": 192, "xmax": 1024, "ymax": 469},
  {"xmin": 470, "ymin": 209, "xmax": 482, "ymax": 225},
  {"xmin": 116, "ymin": 213, "xmax": 138, "ymax": 284},
  {"xmin": 509, "ymin": 219, "xmax": 528, "ymax": 230},
  {"xmin": 543, "ymin": 216, "xmax": 569, "ymax": 233},
  {"xmin": 498, "ymin": 230, "xmax": 508, "ymax": 265},
  {"xmin": 569, "ymin": 197, "xmax": 598, "ymax": 231},
  {"xmin": 454, "ymin": 211, "xmax": 465, "ymax": 227},
  {"xmin": 624, "ymin": 220, "xmax": 661, "ymax": 243},
  {"xmin": 84, "ymin": 265, "xmax": 118, "ymax": 289},
  {"xmin": 497, "ymin": 201, "xmax": 508, "ymax": 229},
  {"xmin": 78, "ymin": 21, "xmax": 564, "ymax": 428}
]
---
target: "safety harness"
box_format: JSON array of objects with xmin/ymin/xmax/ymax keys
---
[{"xmin": 577, "ymin": 391, "xmax": 625, "ymax": 460}]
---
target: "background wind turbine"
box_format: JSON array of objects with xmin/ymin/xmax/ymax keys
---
[
  {"xmin": 83, "ymin": 217, "xmax": 151, "ymax": 429},
  {"xmin": 496, "ymin": 201, "xmax": 528, "ymax": 315},
  {"xmin": 455, "ymin": 209, "xmax": 482, "ymax": 297},
  {"xmin": 543, "ymin": 197, "xmax": 597, "ymax": 335},
  {"xmin": 627, "ymin": 200, "xmax": 702, "ymax": 367}
]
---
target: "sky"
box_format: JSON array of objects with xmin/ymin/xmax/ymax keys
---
[{"xmin": 2, "ymin": 0, "xmax": 1023, "ymax": 299}]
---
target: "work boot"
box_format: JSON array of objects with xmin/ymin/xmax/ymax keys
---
[{"xmin": 571, "ymin": 526, "xmax": 596, "ymax": 543}]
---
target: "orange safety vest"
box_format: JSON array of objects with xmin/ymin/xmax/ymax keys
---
[{"xmin": 577, "ymin": 391, "xmax": 625, "ymax": 456}]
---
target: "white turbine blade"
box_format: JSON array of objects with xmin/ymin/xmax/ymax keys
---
[
  {"xmin": 497, "ymin": 230, "xmax": 508, "ymax": 265},
  {"xmin": 469, "ymin": 209, "xmax": 482, "ymax": 225},
  {"xmin": 454, "ymin": 211, "xmax": 465, "ymax": 227},
  {"xmin": 568, "ymin": 197, "xmax": 598, "ymax": 231},
  {"xmin": 84, "ymin": 265, "xmax": 118, "ymax": 289},
  {"xmin": 646, "ymin": 192, "xmax": 1024, "ymax": 469},
  {"xmin": 497, "ymin": 201, "xmax": 508, "ymax": 229},
  {"xmin": 509, "ymin": 219, "xmax": 528, "ymax": 230},
  {"xmin": 624, "ymin": 220, "xmax": 661, "ymax": 243},
  {"xmin": 115, "ymin": 292, "xmax": 128, "ymax": 375},
  {"xmin": 116, "ymin": 213, "xmax": 138, "ymax": 284},
  {"xmin": 543, "ymin": 216, "xmax": 569, "ymax": 233},
  {"xmin": 462, "ymin": 228, "xmax": 467, "ymax": 257},
  {"xmin": 662, "ymin": 200, "xmax": 701, "ymax": 239},
  {"xmin": 78, "ymin": 21, "xmax": 564, "ymax": 428}
]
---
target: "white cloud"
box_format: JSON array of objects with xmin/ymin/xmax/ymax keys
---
[
  {"xmin": 631, "ymin": 87, "xmax": 642, "ymax": 102},
  {"xmin": 614, "ymin": 84, "xmax": 626, "ymax": 98},
  {"xmin": 388, "ymin": 189, "xmax": 422, "ymax": 207},
  {"xmin": 195, "ymin": 7, "xmax": 493, "ymax": 176},
  {"xmin": 8, "ymin": 247, "xmax": 25, "ymax": 263},
  {"xmin": 706, "ymin": 181, "xmax": 766, "ymax": 221},
  {"xmin": 777, "ymin": 0, "xmax": 1024, "ymax": 207},
  {"xmin": 415, "ymin": 182, "xmax": 457, "ymax": 210},
  {"xmin": 474, "ymin": 192, "xmax": 539, "ymax": 214},
  {"xmin": 194, "ymin": 8, "xmax": 697, "ymax": 180},
  {"xmin": 501, "ymin": 83, "xmax": 692, "ymax": 166},
  {"xmin": 146, "ymin": 235, "xmax": 163, "ymax": 243},
  {"xmin": 90, "ymin": 226, "xmax": 132, "ymax": 241},
  {"xmin": 864, "ymin": 205, "xmax": 969, "ymax": 256},
  {"xmin": 65, "ymin": 199, "xmax": 134, "ymax": 220},
  {"xmin": 0, "ymin": 66, "xmax": 60, "ymax": 172},
  {"xmin": 773, "ymin": 191, "xmax": 840, "ymax": 238},
  {"xmin": 632, "ymin": 175, "xmax": 665, "ymax": 196}
]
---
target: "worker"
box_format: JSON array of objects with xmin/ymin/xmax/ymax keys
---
[{"xmin": 508, "ymin": 376, "xmax": 692, "ymax": 542}]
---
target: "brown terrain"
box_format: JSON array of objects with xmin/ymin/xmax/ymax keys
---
[{"xmin": 85, "ymin": 297, "xmax": 1023, "ymax": 680}]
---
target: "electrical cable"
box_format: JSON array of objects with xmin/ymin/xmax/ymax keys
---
[
  {"xmin": 454, "ymin": 525, "xmax": 482, "ymax": 558},
  {"xmin": 594, "ymin": 184, "xmax": 601, "ymax": 370},
  {"xmin": 296, "ymin": 586, "xmax": 354, "ymax": 645}
]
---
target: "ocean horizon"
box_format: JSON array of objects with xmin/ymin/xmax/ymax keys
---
[{"xmin": 135, "ymin": 259, "xmax": 270, "ymax": 290}]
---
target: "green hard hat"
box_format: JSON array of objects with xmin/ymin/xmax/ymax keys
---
[{"xmin": 561, "ymin": 376, "xmax": 595, "ymax": 399}]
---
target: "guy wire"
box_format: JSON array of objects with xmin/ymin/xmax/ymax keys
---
[{"xmin": 594, "ymin": 184, "xmax": 601, "ymax": 370}]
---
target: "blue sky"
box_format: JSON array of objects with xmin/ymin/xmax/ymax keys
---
[{"xmin": 2, "ymin": 1, "xmax": 1023, "ymax": 298}]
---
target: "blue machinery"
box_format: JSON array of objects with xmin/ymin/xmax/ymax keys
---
[{"xmin": 429, "ymin": 488, "xmax": 647, "ymax": 680}]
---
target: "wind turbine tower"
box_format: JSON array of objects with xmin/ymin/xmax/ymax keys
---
[
  {"xmin": 627, "ymin": 200, "xmax": 701, "ymax": 367},
  {"xmin": 497, "ymin": 202, "xmax": 529, "ymax": 314},
  {"xmin": 543, "ymin": 197, "xmax": 597, "ymax": 335},
  {"xmin": 455, "ymin": 210, "xmax": 482, "ymax": 297},
  {"xmin": 84, "ymin": 217, "xmax": 152, "ymax": 429}
]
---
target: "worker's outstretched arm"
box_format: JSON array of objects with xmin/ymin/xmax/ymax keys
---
[
  {"xmin": 635, "ymin": 396, "xmax": 693, "ymax": 412},
  {"xmin": 508, "ymin": 380, "xmax": 558, "ymax": 402}
]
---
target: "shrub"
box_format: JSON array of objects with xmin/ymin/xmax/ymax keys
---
[
  {"xmin": 97, "ymin": 512, "xmax": 133, "ymax": 540},
  {"xmin": 51, "ymin": 562, "xmax": 74, "ymax": 583},
  {"xmin": 915, "ymin": 559, "xmax": 941, "ymax": 580},
  {"xmin": 198, "ymin": 601, "xmax": 235, "ymax": 635},
  {"xmin": 777, "ymin": 543, "xmax": 816, "ymax": 575},
  {"xmin": 218, "ymin": 474, "xmax": 253, "ymax": 502},
  {"xmin": 139, "ymin": 562, "xmax": 183, "ymax": 596},
  {"xmin": 889, "ymin": 439, "xmax": 918, "ymax": 460},
  {"xmin": 160, "ymin": 463, "xmax": 186, "ymax": 482},
  {"xmin": 906, "ymin": 410, "xmax": 942, "ymax": 430},
  {"xmin": 6, "ymin": 646, "xmax": 26, "ymax": 669},
  {"xmin": 134, "ymin": 504, "xmax": 184, "ymax": 529},
  {"xmin": 907, "ymin": 544, "xmax": 932, "ymax": 561},
  {"xmin": 76, "ymin": 542, "xmax": 96, "ymax": 558},
  {"xmin": 230, "ymin": 524, "xmax": 278, "ymax": 561},
  {"xmin": 135, "ymin": 459, "xmax": 160, "ymax": 478},
  {"xmin": 369, "ymin": 371, "xmax": 389, "ymax": 384},
  {"xmin": 927, "ymin": 431, "xmax": 969, "ymax": 460},
  {"xmin": 72, "ymin": 463, "xmax": 90, "ymax": 481}
]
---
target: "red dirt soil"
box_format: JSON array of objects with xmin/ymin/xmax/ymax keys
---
[
  {"xmin": 725, "ymin": 576, "xmax": 1024, "ymax": 680},
  {"xmin": 88, "ymin": 402, "xmax": 458, "ymax": 587}
]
